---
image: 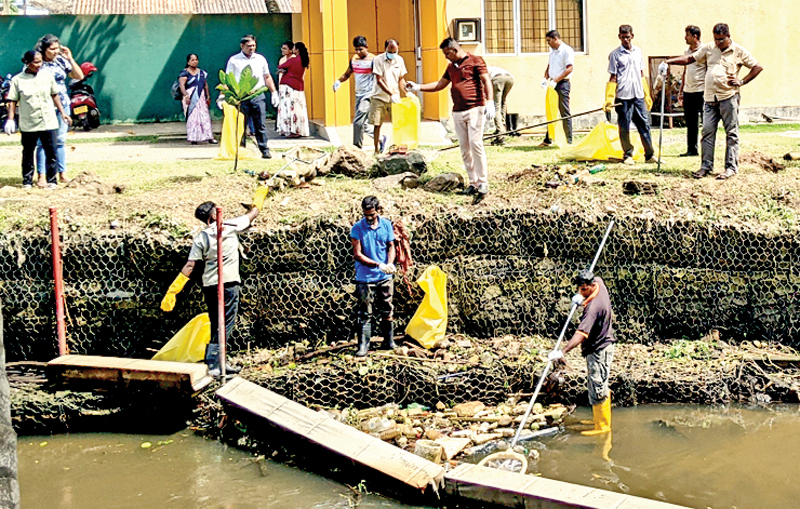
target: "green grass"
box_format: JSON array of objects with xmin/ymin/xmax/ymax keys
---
[{"xmin": 1, "ymin": 122, "xmax": 800, "ymax": 233}]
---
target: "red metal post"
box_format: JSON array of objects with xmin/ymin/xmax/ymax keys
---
[
  {"xmin": 216, "ymin": 206, "xmax": 226, "ymax": 378},
  {"xmin": 49, "ymin": 207, "xmax": 67, "ymax": 356}
]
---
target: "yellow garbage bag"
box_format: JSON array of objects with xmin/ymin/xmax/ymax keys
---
[
  {"xmin": 545, "ymin": 86, "xmax": 568, "ymax": 148},
  {"xmin": 214, "ymin": 103, "xmax": 256, "ymax": 161},
  {"xmin": 152, "ymin": 313, "xmax": 210, "ymax": 363},
  {"xmin": 392, "ymin": 94, "xmax": 420, "ymax": 150},
  {"xmin": 559, "ymin": 121, "xmax": 647, "ymax": 162},
  {"xmin": 405, "ymin": 265, "xmax": 448, "ymax": 349}
]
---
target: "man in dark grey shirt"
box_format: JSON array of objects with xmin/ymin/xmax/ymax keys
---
[{"xmin": 549, "ymin": 269, "xmax": 615, "ymax": 435}]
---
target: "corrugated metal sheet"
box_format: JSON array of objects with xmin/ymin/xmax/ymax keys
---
[
  {"xmin": 71, "ymin": 0, "xmax": 272, "ymax": 14},
  {"xmin": 192, "ymin": 0, "xmax": 268, "ymax": 13},
  {"xmin": 274, "ymin": 0, "xmax": 300, "ymax": 13}
]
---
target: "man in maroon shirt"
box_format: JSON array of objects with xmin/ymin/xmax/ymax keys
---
[
  {"xmin": 407, "ymin": 38, "xmax": 494, "ymax": 204},
  {"xmin": 548, "ymin": 269, "xmax": 615, "ymax": 436}
]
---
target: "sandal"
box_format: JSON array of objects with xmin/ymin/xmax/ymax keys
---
[{"xmin": 715, "ymin": 169, "xmax": 737, "ymax": 180}]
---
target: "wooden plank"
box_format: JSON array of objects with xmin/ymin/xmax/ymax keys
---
[
  {"xmin": 445, "ymin": 463, "xmax": 690, "ymax": 509},
  {"xmin": 46, "ymin": 355, "xmax": 212, "ymax": 394},
  {"xmin": 216, "ymin": 377, "xmax": 445, "ymax": 491}
]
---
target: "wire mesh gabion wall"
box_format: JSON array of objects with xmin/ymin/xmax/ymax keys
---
[{"xmin": 2, "ymin": 211, "xmax": 799, "ymax": 362}]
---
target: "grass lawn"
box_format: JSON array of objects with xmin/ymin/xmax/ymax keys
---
[{"xmin": 0, "ymin": 122, "xmax": 799, "ymax": 235}]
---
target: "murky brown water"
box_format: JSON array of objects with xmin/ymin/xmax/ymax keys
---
[
  {"xmin": 536, "ymin": 404, "xmax": 800, "ymax": 509},
  {"xmin": 19, "ymin": 405, "xmax": 800, "ymax": 509},
  {"xmin": 18, "ymin": 432, "xmax": 432, "ymax": 509}
]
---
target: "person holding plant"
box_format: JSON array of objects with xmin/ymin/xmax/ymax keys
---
[
  {"xmin": 225, "ymin": 34, "xmax": 278, "ymax": 159},
  {"xmin": 276, "ymin": 41, "xmax": 309, "ymax": 138},
  {"xmin": 34, "ymin": 33, "xmax": 83, "ymax": 187},
  {"xmin": 179, "ymin": 54, "xmax": 217, "ymax": 145},
  {"xmin": 4, "ymin": 50, "xmax": 71, "ymax": 190}
]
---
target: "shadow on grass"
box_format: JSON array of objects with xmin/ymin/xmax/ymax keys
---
[
  {"xmin": 0, "ymin": 176, "xmax": 21, "ymax": 188},
  {"xmin": 168, "ymin": 175, "xmax": 205, "ymax": 184}
]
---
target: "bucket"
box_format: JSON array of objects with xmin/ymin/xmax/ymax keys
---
[{"xmin": 392, "ymin": 94, "xmax": 421, "ymax": 149}]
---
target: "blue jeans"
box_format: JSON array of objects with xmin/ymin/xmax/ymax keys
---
[
  {"xmin": 36, "ymin": 113, "xmax": 68, "ymax": 175},
  {"xmin": 615, "ymin": 98, "xmax": 654, "ymax": 159},
  {"xmin": 202, "ymin": 283, "xmax": 240, "ymax": 345}
]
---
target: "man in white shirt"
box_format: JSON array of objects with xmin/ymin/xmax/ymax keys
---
[
  {"xmin": 225, "ymin": 34, "xmax": 279, "ymax": 159},
  {"xmin": 369, "ymin": 39, "xmax": 408, "ymax": 155},
  {"xmin": 541, "ymin": 30, "xmax": 574, "ymax": 146},
  {"xmin": 677, "ymin": 26, "xmax": 706, "ymax": 157}
]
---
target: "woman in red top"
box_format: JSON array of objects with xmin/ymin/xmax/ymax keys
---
[{"xmin": 276, "ymin": 42, "xmax": 309, "ymax": 137}]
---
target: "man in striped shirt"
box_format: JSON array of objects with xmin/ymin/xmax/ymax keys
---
[{"xmin": 333, "ymin": 36, "xmax": 376, "ymax": 149}]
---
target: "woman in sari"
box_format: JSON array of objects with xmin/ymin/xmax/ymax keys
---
[
  {"xmin": 179, "ymin": 54, "xmax": 217, "ymax": 145},
  {"xmin": 276, "ymin": 42, "xmax": 310, "ymax": 138}
]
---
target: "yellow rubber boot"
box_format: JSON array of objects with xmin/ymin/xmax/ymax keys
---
[{"xmin": 581, "ymin": 397, "xmax": 611, "ymax": 436}]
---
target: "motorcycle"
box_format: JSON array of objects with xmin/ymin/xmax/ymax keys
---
[{"xmin": 69, "ymin": 62, "xmax": 100, "ymax": 131}]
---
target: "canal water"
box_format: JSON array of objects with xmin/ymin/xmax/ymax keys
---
[{"xmin": 19, "ymin": 404, "xmax": 800, "ymax": 508}]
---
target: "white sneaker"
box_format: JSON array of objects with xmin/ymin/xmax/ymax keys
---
[
  {"xmin": 46, "ymin": 183, "xmax": 58, "ymax": 190},
  {"xmin": 623, "ymin": 156, "xmax": 635, "ymax": 166},
  {"xmin": 22, "ymin": 184, "xmax": 32, "ymax": 190}
]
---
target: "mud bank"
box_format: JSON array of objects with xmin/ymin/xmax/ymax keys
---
[
  {"xmin": 2, "ymin": 212, "xmax": 799, "ymax": 363},
  {"xmin": 11, "ymin": 336, "xmax": 800, "ymax": 436}
]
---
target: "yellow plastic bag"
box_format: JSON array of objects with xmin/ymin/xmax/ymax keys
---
[
  {"xmin": 392, "ymin": 94, "xmax": 421, "ymax": 150},
  {"xmin": 559, "ymin": 121, "xmax": 646, "ymax": 161},
  {"xmin": 214, "ymin": 103, "xmax": 256, "ymax": 161},
  {"xmin": 545, "ymin": 86, "xmax": 568, "ymax": 148},
  {"xmin": 405, "ymin": 265, "xmax": 448, "ymax": 349},
  {"xmin": 152, "ymin": 313, "xmax": 210, "ymax": 363}
]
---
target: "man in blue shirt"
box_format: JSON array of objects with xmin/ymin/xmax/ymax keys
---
[{"xmin": 350, "ymin": 196, "xmax": 396, "ymax": 357}]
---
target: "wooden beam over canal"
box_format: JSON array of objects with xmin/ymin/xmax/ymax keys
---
[
  {"xmin": 216, "ymin": 377, "xmax": 445, "ymax": 491},
  {"xmin": 445, "ymin": 463, "xmax": 690, "ymax": 509},
  {"xmin": 47, "ymin": 355, "xmax": 213, "ymax": 395}
]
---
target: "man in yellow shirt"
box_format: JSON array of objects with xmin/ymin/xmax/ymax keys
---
[{"xmin": 666, "ymin": 23, "xmax": 762, "ymax": 180}]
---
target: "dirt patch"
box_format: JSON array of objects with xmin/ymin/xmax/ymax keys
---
[
  {"xmin": 65, "ymin": 171, "xmax": 127, "ymax": 195},
  {"xmin": 740, "ymin": 151, "xmax": 786, "ymax": 173}
]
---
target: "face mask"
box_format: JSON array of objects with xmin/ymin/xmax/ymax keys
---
[{"xmin": 386, "ymin": 52, "xmax": 396, "ymax": 60}]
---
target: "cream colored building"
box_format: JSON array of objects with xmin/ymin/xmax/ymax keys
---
[{"xmin": 296, "ymin": 0, "xmax": 795, "ymax": 131}]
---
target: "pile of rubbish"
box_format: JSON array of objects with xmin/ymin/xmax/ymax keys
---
[{"xmin": 320, "ymin": 397, "xmax": 570, "ymax": 468}]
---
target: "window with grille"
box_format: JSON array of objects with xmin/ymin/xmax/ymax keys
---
[{"xmin": 483, "ymin": 0, "xmax": 586, "ymax": 54}]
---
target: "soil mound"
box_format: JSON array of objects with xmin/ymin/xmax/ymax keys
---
[{"xmin": 65, "ymin": 171, "xmax": 127, "ymax": 194}]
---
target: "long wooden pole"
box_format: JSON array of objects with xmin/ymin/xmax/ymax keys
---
[
  {"xmin": 49, "ymin": 207, "xmax": 67, "ymax": 356},
  {"xmin": 216, "ymin": 206, "xmax": 226, "ymax": 378}
]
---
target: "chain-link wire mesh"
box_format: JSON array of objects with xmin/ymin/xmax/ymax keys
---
[{"xmin": 3, "ymin": 212, "xmax": 800, "ymax": 362}]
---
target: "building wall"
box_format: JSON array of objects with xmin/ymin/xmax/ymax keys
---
[
  {"xmin": 0, "ymin": 14, "xmax": 291, "ymax": 123},
  {"xmin": 446, "ymin": 0, "xmax": 799, "ymax": 120}
]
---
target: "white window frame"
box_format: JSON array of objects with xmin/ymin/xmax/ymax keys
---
[{"xmin": 481, "ymin": 0, "xmax": 588, "ymax": 56}]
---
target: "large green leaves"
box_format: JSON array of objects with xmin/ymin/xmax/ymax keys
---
[{"xmin": 215, "ymin": 65, "xmax": 264, "ymax": 106}]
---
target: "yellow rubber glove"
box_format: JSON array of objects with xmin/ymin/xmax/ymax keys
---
[
  {"xmin": 642, "ymin": 77, "xmax": 653, "ymax": 111},
  {"xmin": 252, "ymin": 185, "xmax": 269, "ymax": 210},
  {"xmin": 160, "ymin": 273, "xmax": 189, "ymax": 312},
  {"xmin": 603, "ymin": 82, "xmax": 617, "ymax": 112}
]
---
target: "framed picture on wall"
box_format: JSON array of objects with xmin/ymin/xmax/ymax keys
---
[{"xmin": 454, "ymin": 18, "xmax": 481, "ymax": 43}]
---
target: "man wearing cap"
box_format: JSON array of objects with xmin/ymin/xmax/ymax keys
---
[
  {"xmin": 548, "ymin": 269, "xmax": 615, "ymax": 435},
  {"xmin": 160, "ymin": 186, "xmax": 269, "ymax": 377}
]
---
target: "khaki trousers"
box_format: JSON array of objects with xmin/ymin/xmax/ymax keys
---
[{"xmin": 452, "ymin": 106, "xmax": 488, "ymax": 188}]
